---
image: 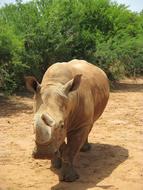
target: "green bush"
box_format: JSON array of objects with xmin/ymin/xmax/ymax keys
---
[{"xmin": 0, "ymin": 0, "xmax": 143, "ymax": 93}]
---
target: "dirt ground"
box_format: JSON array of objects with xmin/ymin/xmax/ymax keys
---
[{"xmin": 0, "ymin": 78, "xmax": 143, "ymax": 190}]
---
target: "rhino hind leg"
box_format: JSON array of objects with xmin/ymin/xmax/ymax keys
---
[{"xmin": 80, "ymin": 139, "xmax": 91, "ymax": 152}]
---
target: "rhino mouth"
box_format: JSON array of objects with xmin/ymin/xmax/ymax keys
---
[{"xmin": 32, "ymin": 141, "xmax": 59, "ymax": 159}]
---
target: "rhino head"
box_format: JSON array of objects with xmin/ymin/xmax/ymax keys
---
[{"xmin": 25, "ymin": 74, "xmax": 82, "ymax": 159}]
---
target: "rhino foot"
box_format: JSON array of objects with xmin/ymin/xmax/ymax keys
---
[
  {"xmin": 60, "ymin": 163, "xmax": 79, "ymax": 182},
  {"xmin": 51, "ymin": 157, "xmax": 62, "ymax": 169},
  {"xmin": 80, "ymin": 142, "xmax": 91, "ymax": 152}
]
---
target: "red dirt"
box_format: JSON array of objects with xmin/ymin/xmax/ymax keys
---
[{"xmin": 0, "ymin": 78, "xmax": 143, "ymax": 190}]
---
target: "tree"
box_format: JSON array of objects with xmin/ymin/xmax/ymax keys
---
[{"xmin": 0, "ymin": 0, "xmax": 143, "ymax": 93}]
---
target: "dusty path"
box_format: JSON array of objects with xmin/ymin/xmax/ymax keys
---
[{"xmin": 0, "ymin": 79, "xmax": 143, "ymax": 190}]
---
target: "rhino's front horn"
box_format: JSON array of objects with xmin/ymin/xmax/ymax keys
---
[{"xmin": 41, "ymin": 113, "xmax": 55, "ymax": 127}]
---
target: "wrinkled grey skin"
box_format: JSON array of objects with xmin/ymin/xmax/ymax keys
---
[{"xmin": 25, "ymin": 59, "xmax": 109, "ymax": 182}]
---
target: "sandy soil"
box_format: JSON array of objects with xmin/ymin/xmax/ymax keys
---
[{"xmin": 0, "ymin": 78, "xmax": 143, "ymax": 190}]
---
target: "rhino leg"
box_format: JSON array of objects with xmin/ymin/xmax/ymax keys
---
[
  {"xmin": 51, "ymin": 142, "xmax": 66, "ymax": 169},
  {"xmin": 60, "ymin": 127, "xmax": 89, "ymax": 182},
  {"xmin": 60, "ymin": 162, "xmax": 79, "ymax": 182},
  {"xmin": 80, "ymin": 139, "xmax": 91, "ymax": 152},
  {"xmin": 51, "ymin": 156, "xmax": 62, "ymax": 169}
]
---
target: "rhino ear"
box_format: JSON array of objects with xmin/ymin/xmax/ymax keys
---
[
  {"xmin": 64, "ymin": 74, "xmax": 82, "ymax": 95},
  {"xmin": 24, "ymin": 76, "xmax": 40, "ymax": 93}
]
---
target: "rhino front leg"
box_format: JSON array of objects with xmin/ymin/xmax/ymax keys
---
[
  {"xmin": 80, "ymin": 138, "xmax": 91, "ymax": 152},
  {"xmin": 60, "ymin": 127, "xmax": 89, "ymax": 182},
  {"xmin": 51, "ymin": 154, "xmax": 62, "ymax": 169},
  {"xmin": 51, "ymin": 143, "xmax": 66, "ymax": 169},
  {"xmin": 60, "ymin": 161, "xmax": 79, "ymax": 182}
]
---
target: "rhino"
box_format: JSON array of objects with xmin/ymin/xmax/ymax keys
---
[{"xmin": 25, "ymin": 59, "xmax": 109, "ymax": 182}]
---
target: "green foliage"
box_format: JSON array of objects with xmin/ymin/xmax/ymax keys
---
[
  {"xmin": 0, "ymin": 0, "xmax": 143, "ymax": 93},
  {"xmin": 0, "ymin": 25, "xmax": 26, "ymax": 93}
]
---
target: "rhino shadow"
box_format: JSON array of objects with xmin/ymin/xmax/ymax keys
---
[{"xmin": 51, "ymin": 143, "xmax": 128, "ymax": 190}]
